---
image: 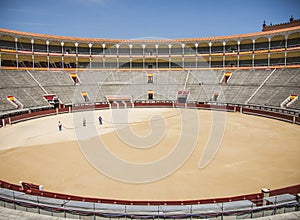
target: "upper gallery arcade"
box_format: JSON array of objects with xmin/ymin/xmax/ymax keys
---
[{"xmin": 0, "ymin": 18, "xmax": 299, "ymax": 70}]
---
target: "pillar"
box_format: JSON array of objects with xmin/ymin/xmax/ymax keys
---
[
  {"xmin": 268, "ymin": 38, "xmax": 271, "ymax": 68},
  {"xmin": 116, "ymin": 44, "xmax": 120, "ymax": 68},
  {"xmin": 142, "ymin": 44, "xmax": 146, "ymax": 69},
  {"xmin": 129, "ymin": 44, "xmax": 133, "ymax": 70},
  {"xmin": 89, "ymin": 43, "xmax": 92, "ymax": 56},
  {"xmin": 75, "ymin": 42, "xmax": 78, "ymax": 70},
  {"xmin": 237, "ymin": 40, "xmax": 240, "ymax": 69},
  {"xmin": 89, "ymin": 43, "xmax": 92, "ymax": 69},
  {"xmin": 252, "ymin": 39, "xmax": 255, "ymax": 69},
  {"xmin": 195, "ymin": 43, "xmax": 198, "ymax": 69},
  {"xmin": 46, "ymin": 40, "xmax": 50, "ymax": 70},
  {"xmin": 102, "ymin": 43, "xmax": 106, "ymax": 69},
  {"xmin": 61, "ymin": 41, "xmax": 64, "ymax": 69},
  {"xmin": 284, "ymin": 35, "xmax": 288, "ymax": 67},
  {"xmin": 261, "ymin": 188, "xmax": 270, "ymax": 206},
  {"xmin": 223, "ymin": 41, "xmax": 226, "ymax": 69},
  {"xmin": 32, "ymin": 55, "xmax": 34, "ymax": 69},
  {"xmin": 181, "ymin": 43, "xmax": 185, "ymax": 69},
  {"xmin": 155, "ymin": 44, "xmax": 159, "ymax": 69},
  {"xmin": 31, "ymin": 39, "xmax": 34, "ymax": 69},
  {"xmin": 168, "ymin": 44, "xmax": 172, "ymax": 69},
  {"xmin": 208, "ymin": 42, "xmax": 212, "ymax": 68},
  {"xmin": 15, "ymin": 37, "xmax": 18, "ymax": 69}
]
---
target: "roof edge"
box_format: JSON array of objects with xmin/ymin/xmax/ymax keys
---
[{"xmin": 0, "ymin": 25, "xmax": 300, "ymax": 44}]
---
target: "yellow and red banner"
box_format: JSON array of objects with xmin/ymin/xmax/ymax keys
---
[
  {"xmin": 70, "ymin": 73, "xmax": 77, "ymax": 78},
  {"xmin": 7, "ymin": 95, "xmax": 14, "ymax": 101},
  {"xmin": 290, "ymin": 94, "xmax": 298, "ymax": 100},
  {"xmin": 225, "ymin": 72, "xmax": 232, "ymax": 77}
]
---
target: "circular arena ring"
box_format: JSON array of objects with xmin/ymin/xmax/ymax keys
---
[{"xmin": 0, "ymin": 102, "xmax": 300, "ymax": 219}]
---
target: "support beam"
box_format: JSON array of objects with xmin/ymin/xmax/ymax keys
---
[{"xmin": 245, "ymin": 68, "xmax": 276, "ymax": 104}]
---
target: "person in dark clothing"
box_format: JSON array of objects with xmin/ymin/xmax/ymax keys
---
[{"xmin": 58, "ymin": 121, "xmax": 62, "ymax": 131}]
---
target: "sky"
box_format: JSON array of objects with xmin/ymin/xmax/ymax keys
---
[{"xmin": 0, "ymin": 0, "xmax": 300, "ymax": 40}]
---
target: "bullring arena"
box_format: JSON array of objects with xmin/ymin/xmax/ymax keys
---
[
  {"xmin": 0, "ymin": 19, "xmax": 300, "ymax": 219},
  {"xmin": 0, "ymin": 107, "xmax": 300, "ymax": 201}
]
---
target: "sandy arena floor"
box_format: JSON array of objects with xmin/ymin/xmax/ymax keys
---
[{"xmin": 0, "ymin": 108, "xmax": 299, "ymax": 201}]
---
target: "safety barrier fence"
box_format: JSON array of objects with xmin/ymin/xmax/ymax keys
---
[
  {"xmin": 1, "ymin": 101, "xmax": 299, "ymax": 127},
  {"xmin": 0, "ymin": 181, "xmax": 299, "ymax": 219}
]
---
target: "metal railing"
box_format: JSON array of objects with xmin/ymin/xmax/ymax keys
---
[{"xmin": 0, "ymin": 186, "xmax": 299, "ymax": 219}]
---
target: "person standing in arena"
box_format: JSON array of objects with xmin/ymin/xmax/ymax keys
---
[
  {"xmin": 58, "ymin": 121, "xmax": 62, "ymax": 131},
  {"xmin": 98, "ymin": 115, "xmax": 102, "ymax": 125}
]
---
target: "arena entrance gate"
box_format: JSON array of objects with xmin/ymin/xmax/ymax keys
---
[{"xmin": 106, "ymin": 95, "xmax": 133, "ymax": 109}]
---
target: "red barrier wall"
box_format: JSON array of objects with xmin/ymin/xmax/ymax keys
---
[
  {"xmin": 296, "ymin": 115, "xmax": 300, "ymax": 124},
  {"xmin": 242, "ymin": 107, "xmax": 294, "ymax": 123},
  {"xmin": 0, "ymin": 180, "xmax": 299, "ymax": 206},
  {"xmin": 134, "ymin": 102, "xmax": 173, "ymax": 108},
  {"xmin": 196, "ymin": 103, "xmax": 235, "ymax": 111},
  {"xmin": 10, "ymin": 109, "xmax": 57, "ymax": 123},
  {"xmin": 58, "ymin": 107, "xmax": 69, "ymax": 113},
  {"xmin": 95, "ymin": 103, "xmax": 110, "ymax": 109}
]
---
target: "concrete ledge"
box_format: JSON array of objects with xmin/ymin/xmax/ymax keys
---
[
  {"xmin": 246, "ymin": 211, "xmax": 300, "ymax": 220},
  {"xmin": 0, "ymin": 206, "xmax": 75, "ymax": 220}
]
